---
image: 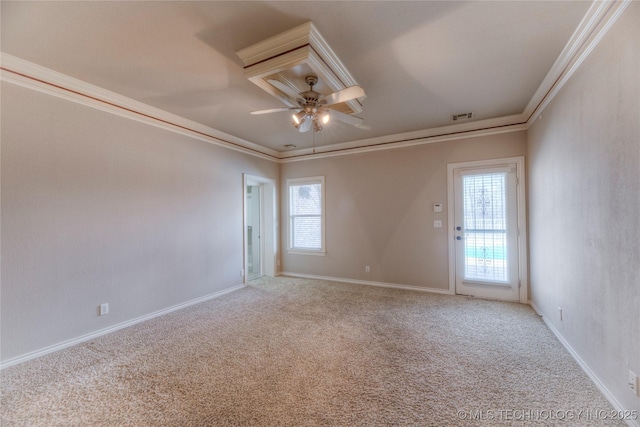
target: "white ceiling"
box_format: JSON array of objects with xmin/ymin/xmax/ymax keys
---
[{"xmin": 1, "ymin": 1, "xmax": 592, "ymax": 154}]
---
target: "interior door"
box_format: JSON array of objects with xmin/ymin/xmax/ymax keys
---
[{"xmin": 453, "ymin": 164, "xmax": 520, "ymax": 301}]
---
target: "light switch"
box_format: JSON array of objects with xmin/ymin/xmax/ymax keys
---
[
  {"xmin": 433, "ymin": 203, "xmax": 443, "ymax": 213},
  {"xmin": 434, "ymin": 220, "xmax": 442, "ymax": 228}
]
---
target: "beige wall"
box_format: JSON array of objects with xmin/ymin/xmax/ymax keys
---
[
  {"xmin": 1, "ymin": 82, "xmax": 278, "ymax": 362},
  {"xmin": 280, "ymin": 132, "xmax": 527, "ymax": 289},
  {"xmin": 2, "ymin": 6, "xmax": 638, "ymax": 418},
  {"xmin": 528, "ymin": 2, "xmax": 639, "ymax": 414}
]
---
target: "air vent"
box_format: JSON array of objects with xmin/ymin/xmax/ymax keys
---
[
  {"xmin": 281, "ymin": 144, "xmax": 297, "ymax": 149},
  {"xmin": 450, "ymin": 112, "xmax": 474, "ymax": 121}
]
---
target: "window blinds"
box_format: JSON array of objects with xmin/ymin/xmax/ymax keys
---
[
  {"xmin": 289, "ymin": 182, "xmax": 322, "ymax": 250},
  {"xmin": 462, "ymin": 173, "xmax": 508, "ymax": 282}
]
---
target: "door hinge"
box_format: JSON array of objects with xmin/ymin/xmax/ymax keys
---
[{"xmin": 518, "ymin": 280, "xmax": 522, "ymax": 288}]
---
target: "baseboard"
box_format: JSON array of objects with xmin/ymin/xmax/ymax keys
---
[
  {"xmin": 529, "ymin": 301, "xmax": 639, "ymax": 427},
  {"xmin": 0, "ymin": 283, "xmax": 246, "ymax": 370},
  {"xmin": 279, "ymin": 272, "xmax": 453, "ymax": 295}
]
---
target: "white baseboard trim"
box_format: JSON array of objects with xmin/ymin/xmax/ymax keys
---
[
  {"xmin": 0, "ymin": 284, "xmax": 246, "ymax": 370},
  {"xmin": 529, "ymin": 301, "xmax": 639, "ymax": 427},
  {"xmin": 279, "ymin": 272, "xmax": 453, "ymax": 295}
]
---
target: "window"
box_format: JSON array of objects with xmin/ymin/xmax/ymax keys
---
[{"xmin": 287, "ymin": 176, "xmax": 325, "ymax": 254}]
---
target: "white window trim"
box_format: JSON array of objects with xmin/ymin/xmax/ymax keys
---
[{"xmin": 287, "ymin": 176, "xmax": 326, "ymax": 255}]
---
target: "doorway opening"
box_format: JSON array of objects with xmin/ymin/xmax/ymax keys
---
[
  {"xmin": 246, "ymin": 184, "xmax": 261, "ymax": 280},
  {"xmin": 243, "ymin": 174, "xmax": 278, "ymax": 284}
]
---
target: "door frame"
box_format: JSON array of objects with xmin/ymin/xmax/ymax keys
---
[
  {"xmin": 446, "ymin": 156, "xmax": 528, "ymax": 303},
  {"xmin": 243, "ymin": 174, "xmax": 278, "ymax": 284}
]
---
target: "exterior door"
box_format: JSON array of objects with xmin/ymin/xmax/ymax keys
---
[{"xmin": 450, "ymin": 159, "xmax": 525, "ymax": 302}]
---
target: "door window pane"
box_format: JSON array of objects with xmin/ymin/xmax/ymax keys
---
[{"xmin": 462, "ymin": 173, "xmax": 508, "ymax": 282}]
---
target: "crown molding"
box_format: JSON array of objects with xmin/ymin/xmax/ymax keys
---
[
  {"xmin": 523, "ymin": 0, "xmax": 632, "ymax": 125},
  {"xmin": 1, "ymin": 1, "xmax": 628, "ymax": 163},
  {"xmin": 0, "ymin": 53, "xmax": 281, "ymax": 162},
  {"xmin": 307, "ymin": 22, "xmax": 359, "ymax": 89},
  {"xmin": 237, "ymin": 21, "xmax": 364, "ymax": 115},
  {"xmin": 279, "ymin": 114, "xmax": 527, "ymax": 162},
  {"xmin": 236, "ymin": 22, "xmax": 313, "ymax": 68},
  {"xmin": 286, "ymin": 0, "xmax": 632, "ymax": 162},
  {"xmin": 235, "ymin": 21, "xmax": 359, "ymax": 89},
  {"xmin": 0, "ymin": 53, "xmax": 525, "ymax": 163},
  {"xmin": 280, "ymin": 123, "xmax": 528, "ymax": 163}
]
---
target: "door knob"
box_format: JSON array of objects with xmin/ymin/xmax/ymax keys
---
[
  {"xmin": 456, "ymin": 236, "xmax": 462, "ymax": 240},
  {"xmin": 456, "ymin": 226, "xmax": 461, "ymax": 231}
]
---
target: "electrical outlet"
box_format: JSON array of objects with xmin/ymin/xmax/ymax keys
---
[
  {"xmin": 99, "ymin": 303, "xmax": 109, "ymax": 316},
  {"xmin": 629, "ymin": 370, "xmax": 638, "ymax": 396},
  {"xmin": 558, "ymin": 307, "xmax": 563, "ymax": 321},
  {"xmin": 365, "ymin": 266, "xmax": 370, "ymax": 273}
]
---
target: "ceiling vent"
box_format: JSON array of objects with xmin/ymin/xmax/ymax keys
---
[{"xmin": 451, "ymin": 112, "xmax": 474, "ymax": 121}]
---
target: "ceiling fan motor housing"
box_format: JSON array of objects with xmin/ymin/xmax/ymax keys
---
[{"xmin": 300, "ymin": 74, "xmax": 323, "ymax": 114}]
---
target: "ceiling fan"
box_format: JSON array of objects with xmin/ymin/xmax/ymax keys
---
[{"xmin": 251, "ymin": 75, "xmax": 365, "ymax": 132}]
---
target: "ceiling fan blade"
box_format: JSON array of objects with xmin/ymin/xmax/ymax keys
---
[
  {"xmin": 267, "ymin": 79, "xmax": 304, "ymax": 103},
  {"xmin": 322, "ymin": 85, "xmax": 365, "ymax": 106},
  {"xmin": 250, "ymin": 107, "xmax": 296, "ymax": 115},
  {"xmin": 298, "ymin": 118, "xmax": 313, "ymax": 133},
  {"xmin": 329, "ymin": 109, "xmax": 364, "ymax": 127}
]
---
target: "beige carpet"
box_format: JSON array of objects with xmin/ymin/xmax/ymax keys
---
[{"xmin": 0, "ymin": 276, "xmax": 624, "ymax": 426}]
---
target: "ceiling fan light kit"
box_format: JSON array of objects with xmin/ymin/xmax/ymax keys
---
[
  {"xmin": 292, "ymin": 109, "xmax": 329, "ymax": 133},
  {"xmin": 292, "ymin": 111, "xmax": 305, "ymax": 125},
  {"xmin": 236, "ymin": 22, "xmax": 366, "ymax": 133},
  {"xmin": 285, "ymin": 74, "xmax": 339, "ymax": 133},
  {"xmin": 253, "ymin": 73, "xmax": 364, "ymax": 133}
]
